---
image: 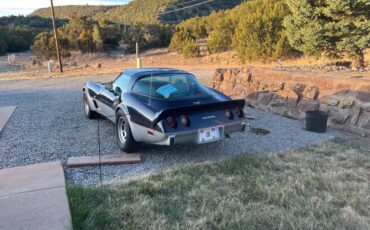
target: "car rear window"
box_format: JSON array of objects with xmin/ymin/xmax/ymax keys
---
[{"xmin": 132, "ymin": 73, "xmax": 210, "ymax": 100}]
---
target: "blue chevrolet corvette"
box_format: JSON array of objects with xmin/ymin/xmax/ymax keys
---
[{"xmin": 83, "ymin": 68, "xmax": 246, "ymax": 152}]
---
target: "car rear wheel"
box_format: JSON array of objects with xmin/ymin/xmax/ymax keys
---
[
  {"xmin": 116, "ymin": 110, "xmax": 139, "ymax": 153},
  {"xmin": 83, "ymin": 93, "xmax": 96, "ymax": 119}
]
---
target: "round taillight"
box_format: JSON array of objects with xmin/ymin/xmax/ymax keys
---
[
  {"xmin": 180, "ymin": 115, "xmax": 190, "ymax": 127},
  {"xmin": 167, "ymin": 117, "xmax": 177, "ymax": 129},
  {"xmin": 225, "ymin": 109, "xmax": 233, "ymax": 119},
  {"xmin": 235, "ymin": 108, "xmax": 244, "ymax": 118}
]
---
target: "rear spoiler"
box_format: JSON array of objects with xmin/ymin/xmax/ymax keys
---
[{"xmin": 151, "ymin": 99, "xmax": 245, "ymax": 127}]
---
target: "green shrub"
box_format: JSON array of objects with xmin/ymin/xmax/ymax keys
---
[
  {"xmin": 31, "ymin": 31, "xmax": 70, "ymax": 60},
  {"xmin": 207, "ymin": 16, "xmax": 235, "ymax": 53},
  {"xmin": 232, "ymin": 0, "xmax": 291, "ymax": 62},
  {"xmin": 31, "ymin": 32, "xmax": 55, "ymax": 60},
  {"xmin": 77, "ymin": 30, "xmax": 96, "ymax": 53},
  {"xmin": 180, "ymin": 38, "xmax": 199, "ymax": 58},
  {"xmin": 284, "ymin": 0, "xmax": 370, "ymax": 67},
  {"xmin": 169, "ymin": 30, "xmax": 191, "ymax": 52}
]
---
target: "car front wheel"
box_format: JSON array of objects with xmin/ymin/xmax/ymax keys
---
[
  {"xmin": 116, "ymin": 110, "xmax": 139, "ymax": 153},
  {"xmin": 83, "ymin": 93, "xmax": 96, "ymax": 119}
]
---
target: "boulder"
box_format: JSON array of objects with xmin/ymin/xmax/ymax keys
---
[
  {"xmin": 207, "ymin": 81, "xmax": 221, "ymax": 90},
  {"xmin": 298, "ymin": 100, "xmax": 320, "ymax": 112},
  {"xmin": 286, "ymin": 90, "xmax": 299, "ymax": 108},
  {"xmin": 233, "ymin": 85, "xmax": 246, "ymax": 97},
  {"xmin": 270, "ymin": 98, "xmax": 286, "ymax": 107},
  {"xmin": 239, "ymin": 72, "xmax": 252, "ymax": 84},
  {"xmin": 258, "ymin": 93, "xmax": 273, "ymax": 105},
  {"xmin": 328, "ymin": 108, "xmax": 350, "ymax": 125},
  {"xmin": 338, "ymin": 99, "xmax": 355, "ymax": 109},
  {"xmin": 244, "ymin": 87, "xmax": 258, "ymax": 99},
  {"xmin": 223, "ymin": 69, "xmax": 232, "ymax": 82},
  {"xmin": 293, "ymin": 83, "xmax": 306, "ymax": 95},
  {"xmin": 350, "ymin": 107, "xmax": 362, "ymax": 125},
  {"xmin": 213, "ymin": 72, "xmax": 223, "ymax": 82},
  {"xmin": 321, "ymin": 96, "xmax": 340, "ymax": 106},
  {"xmin": 356, "ymin": 85, "xmax": 370, "ymax": 102},
  {"xmin": 229, "ymin": 72, "xmax": 238, "ymax": 86},
  {"xmin": 361, "ymin": 102, "xmax": 370, "ymax": 112},
  {"xmin": 220, "ymin": 81, "xmax": 228, "ymax": 92},
  {"xmin": 304, "ymin": 86, "xmax": 320, "ymax": 100}
]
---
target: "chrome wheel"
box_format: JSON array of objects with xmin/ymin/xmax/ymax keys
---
[{"xmin": 118, "ymin": 117, "xmax": 127, "ymax": 144}]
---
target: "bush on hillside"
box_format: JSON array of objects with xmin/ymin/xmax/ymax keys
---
[
  {"xmin": 77, "ymin": 30, "xmax": 96, "ymax": 53},
  {"xmin": 97, "ymin": 19, "xmax": 121, "ymax": 48},
  {"xmin": 207, "ymin": 16, "xmax": 235, "ymax": 53},
  {"xmin": 122, "ymin": 23, "xmax": 173, "ymax": 53},
  {"xmin": 31, "ymin": 32, "xmax": 70, "ymax": 60},
  {"xmin": 232, "ymin": 0, "xmax": 292, "ymax": 62},
  {"xmin": 180, "ymin": 38, "xmax": 199, "ymax": 58},
  {"xmin": 169, "ymin": 30, "xmax": 192, "ymax": 52}
]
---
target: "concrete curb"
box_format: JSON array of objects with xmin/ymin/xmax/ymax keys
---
[{"xmin": 0, "ymin": 161, "xmax": 72, "ymax": 230}]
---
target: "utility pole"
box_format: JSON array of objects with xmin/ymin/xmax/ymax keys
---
[{"xmin": 50, "ymin": 0, "xmax": 63, "ymax": 73}]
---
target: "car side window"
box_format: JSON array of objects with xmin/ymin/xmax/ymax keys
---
[{"xmin": 113, "ymin": 74, "xmax": 130, "ymax": 93}]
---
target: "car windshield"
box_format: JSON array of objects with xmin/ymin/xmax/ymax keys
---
[{"xmin": 132, "ymin": 73, "xmax": 211, "ymax": 100}]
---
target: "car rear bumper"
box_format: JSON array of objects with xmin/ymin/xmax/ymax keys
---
[{"xmin": 131, "ymin": 120, "xmax": 246, "ymax": 146}]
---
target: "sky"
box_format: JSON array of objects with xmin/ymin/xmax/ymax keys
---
[{"xmin": 0, "ymin": 0, "xmax": 129, "ymax": 17}]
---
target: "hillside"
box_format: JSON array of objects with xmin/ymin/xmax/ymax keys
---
[
  {"xmin": 29, "ymin": 0, "xmax": 244, "ymax": 24},
  {"xmin": 95, "ymin": 0, "xmax": 243, "ymax": 24},
  {"xmin": 29, "ymin": 5, "xmax": 115, "ymax": 19}
]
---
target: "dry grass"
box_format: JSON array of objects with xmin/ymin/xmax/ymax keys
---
[
  {"xmin": 1, "ymin": 48, "xmax": 369, "ymax": 81},
  {"xmin": 67, "ymin": 138, "xmax": 370, "ymax": 230}
]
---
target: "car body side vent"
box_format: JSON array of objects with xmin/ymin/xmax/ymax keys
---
[{"xmin": 93, "ymin": 100, "xmax": 98, "ymax": 109}]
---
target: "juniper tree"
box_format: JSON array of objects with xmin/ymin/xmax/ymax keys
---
[
  {"xmin": 232, "ymin": 0, "xmax": 291, "ymax": 62},
  {"xmin": 284, "ymin": 0, "xmax": 370, "ymax": 67}
]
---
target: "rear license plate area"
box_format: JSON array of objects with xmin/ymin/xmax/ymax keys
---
[{"xmin": 197, "ymin": 126, "xmax": 223, "ymax": 144}]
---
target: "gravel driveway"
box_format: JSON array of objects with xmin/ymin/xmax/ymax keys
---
[{"xmin": 0, "ymin": 69, "xmax": 335, "ymax": 185}]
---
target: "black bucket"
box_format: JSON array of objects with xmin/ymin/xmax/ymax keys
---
[{"xmin": 305, "ymin": 110, "xmax": 328, "ymax": 133}]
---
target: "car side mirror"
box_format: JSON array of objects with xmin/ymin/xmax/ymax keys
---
[{"xmin": 114, "ymin": 87, "xmax": 122, "ymax": 96}]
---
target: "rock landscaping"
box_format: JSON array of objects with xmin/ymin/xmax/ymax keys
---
[{"xmin": 209, "ymin": 67, "xmax": 370, "ymax": 136}]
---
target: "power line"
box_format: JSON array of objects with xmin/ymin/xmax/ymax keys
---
[
  {"xmin": 156, "ymin": 0, "xmax": 217, "ymax": 16},
  {"xmin": 166, "ymin": 0, "xmax": 203, "ymax": 10}
]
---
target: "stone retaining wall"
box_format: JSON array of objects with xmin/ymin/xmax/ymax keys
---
[{"xmin": 208, "ymin": 67, "xmax": 370, "ymax": 136}]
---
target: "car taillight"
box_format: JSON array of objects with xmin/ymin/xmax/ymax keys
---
[
  {"xmin": 235, "ymin": 108, "xmax": 244, "ymax": 118},
  {"xmin": 225, "ymin": 109, "xmax": 233, "ymax": 119},
  {"xmin": 167, "ymin": 117, "xmax": 177, "ymax": 129},
  {"xmin": 180, "ymin": 115, "xmax": 190, "ymax": 127}
]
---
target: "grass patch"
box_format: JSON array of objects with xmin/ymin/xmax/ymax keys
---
[{"xmin": 67, "ymin": 138, "xmax": 370, "ymax": 229}]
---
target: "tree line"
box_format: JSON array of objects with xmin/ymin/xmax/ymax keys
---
[
  {"xmin": 31, "ymin": 16, "xmax": 174, "ymax": 60},
  {"xmin": 1, "ymin": 0, "xmax": 368, "ymax": 67},
  {"xmin": 170, "ymin": 0, "xmax": 370, "ymax": 67},
  {"xmin": 0, "ymin": 16, "xmax": 67, "ymax": 54}
]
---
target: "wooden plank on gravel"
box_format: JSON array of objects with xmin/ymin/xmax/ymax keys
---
[{"xmin": 67, "ymin": 154, "xmax": 141, "ymax": 167}]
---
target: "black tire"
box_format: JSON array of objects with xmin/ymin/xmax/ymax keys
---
[
  {"xmin": 116, "ymin": 110, "xmax": 140, "ymax": 153},
  {"xmin": 83, "ymin": 93, "xmax": 96, "ymax": 119}
]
